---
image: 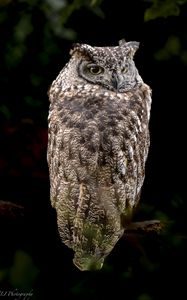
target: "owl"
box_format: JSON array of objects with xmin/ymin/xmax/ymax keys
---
[{"xmin": 47, "ymin": 39, "xmax": 152, "ymax": 271}]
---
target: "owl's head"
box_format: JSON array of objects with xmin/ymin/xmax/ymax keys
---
[{"xmin": 66, "ymin": 39, "xmax": 142, "ymax": 92}]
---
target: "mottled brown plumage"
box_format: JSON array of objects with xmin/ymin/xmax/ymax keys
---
[{"xmin": 47, "ymin": 40, "xmax": 152, "ymax": 271}]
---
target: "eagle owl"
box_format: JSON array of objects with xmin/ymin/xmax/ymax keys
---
[{"xmin": 47, "ymin": 39, "xmax": 152, "ymax": 271}]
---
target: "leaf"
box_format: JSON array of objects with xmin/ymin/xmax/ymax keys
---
[
  {"xmin": 154, "ymin": 35, "xmax": 181, "ymax": 60},
  {"xmin": 14, "ymin": 14, "xmax": 33, "ymax": 42},
  {"xmin": 25, "ymin": 96, "xmax": 42, "ymax": 108},
  {"xmin": 144, "ymin": 2, "xmax": 180, "ymax": 21},
  {"xmin": 0, "ymin": 104, "xmax": 11, "ymax": 119},
  {"xmin": 9, "ymin": 251, "xmax": 39, "ymax": 290},
  {"xmin": 138, "ymin": 293, "xmax": 152, "ymax": 300},
  {"xmin": 144, "ymin": 0, "xmax": 187, "ymax": 22}
]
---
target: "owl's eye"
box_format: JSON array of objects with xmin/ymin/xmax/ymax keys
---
[
  {"xmin": 121, "ymin": 66, "xmax": 128, "ymax": 73},
  {"xmin": 87, "ymin": 65, "xmax": 104, "ymax": 75}
]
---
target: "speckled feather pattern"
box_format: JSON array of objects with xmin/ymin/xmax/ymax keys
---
[{"xmin": 47, "ymin": 41, "xmax": 152, "ymax": 270}]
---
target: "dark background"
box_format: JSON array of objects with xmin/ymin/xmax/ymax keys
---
[{"xmin": 0, "ymin": 0, "xmax": 186, "ymax": 299}]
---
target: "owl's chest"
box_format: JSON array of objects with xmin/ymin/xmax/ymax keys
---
[
  {"xmin": 55, "ymin": 89, "xmax": 147, "ymax": 134},
  {"xmin": 50, "ymin": 90, "xmax": 149, "ymax": 172}
]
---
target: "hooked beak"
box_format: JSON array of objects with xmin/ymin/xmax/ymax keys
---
[{"xmin": 111, "ymin": 72, "xmax": 124, "ymax": 91}]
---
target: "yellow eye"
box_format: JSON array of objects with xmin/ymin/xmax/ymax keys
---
[
  {"xmin": 121, "ymin": 66, "xmax": 128, "ymax": 73},
  {"xmin": 88, "ymin": 65, "xmax": 104, "ymax": 75}
]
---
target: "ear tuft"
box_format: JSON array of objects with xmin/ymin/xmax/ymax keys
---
[
  {"xmin": 125, "ymin": 41, "xmax": 140, "ymax": 57},
  {"xmin": 126, "ymin": 41, "xmax": 140, "ymax": 50},
  {"xmin": 118, "ymin": 39, "xmax": 127, "ymax": 46},
  {"xmin": 69, "ymin": 43, "xmax": 94, "ymax": 58},
  {"xmin": 118, "ymin": 40, "xmax": 140, "ymax": 57},
  {"xmin": 70, "ymin": 43, "xmax": 81, "ymax": 55}
]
